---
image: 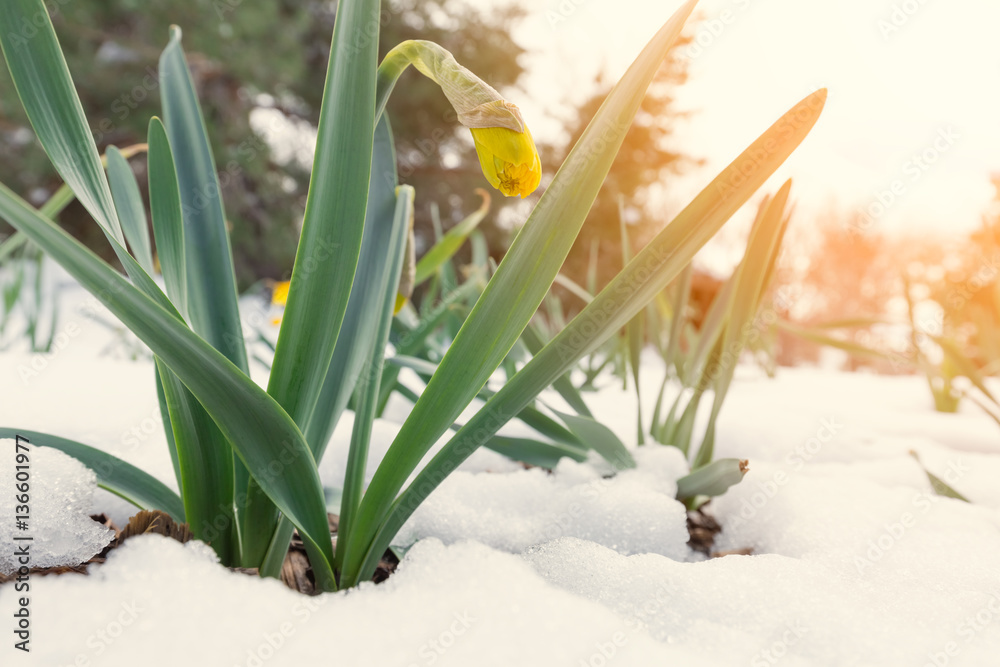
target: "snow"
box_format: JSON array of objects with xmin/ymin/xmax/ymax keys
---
[
  {"xmin": 396, "ymin": 446, "xmax": 691, "ymax": 560},
  {"xmin": 2, "ymin": 266, "xmax": 1000, "ymax": 665},
  {"xmin": 0, "ymin": 442, "xmax": 114, "ymax": 573}
]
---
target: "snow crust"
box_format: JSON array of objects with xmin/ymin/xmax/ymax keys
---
[{"xmin": 0, "ymin": 442, "xmax": 114, "ymax": 573}]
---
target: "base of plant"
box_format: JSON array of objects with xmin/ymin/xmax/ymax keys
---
[
  {"xmin": 685, "ymin": 504, "xmax": 753, "ymax": 559},
  {"xmin": 0, "ymin": 510, "xmax": 401, "ymax": 595}
]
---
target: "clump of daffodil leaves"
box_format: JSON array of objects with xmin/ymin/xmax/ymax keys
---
[{"xmin": 0, "ymin": 0, "xmax": 826, "ymax": 592}]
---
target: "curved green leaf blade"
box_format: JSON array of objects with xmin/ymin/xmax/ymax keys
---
[
  {"xmin": 304, "ymin": 116, "xmax": 400, "ymax": 455},
  {"xmin": 553, "ymin": 409, "xmax": 635, "ymax": 470},
  {"xmin": 909, "ymin": 451, "xmax": 970, "ymax": 502},
  {"xmin": 267, "ymin": 0, "xmax": 382, "ymax": 427},
  {"xmin": 147, "ymin": 118, "xmax": 188, "ymax": 315},
  {"xmin": 336, "ymin": 185, "xmax": 414, "ymax": 573},
  {"xmin": 694, "ymin": 182, "xmax": 792, "ymax": 468},
  {"xmin": 414, "ymin": 190, "xmax": 490, "ymax": 286},
  {"xmin": 159, "ymin": 27, "xmax": 247, "ymax": 371},
  {"xmin": 521, "ymin": 323, "xmax": 592, "ymax": 417},
  {"xmin": 485, "ymin": 435, "xmax": 588, "ymax": 469},
  {"xmin": 155, "ymin": 359, "xmax": 236, "ymax": 561},
  {"xmin": 106, "ymin": 146, "xmax": 154, "ymax": 274},
  {"xmin": 0, "ymin": 0, "xmax": 124, "ymax": 246}
]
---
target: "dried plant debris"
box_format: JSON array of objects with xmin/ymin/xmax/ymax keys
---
[
  {"xmin": 118, "ymin": 510, "xmax": 193, "ymax": 545},
  {"xmin": 0, "ymin": 514, "xmax": 120, "ymax": 583},
  {"xmin": 274, "ymin": 513, "xmax": 400, "ymax": 595},
  {"xmin": 686, "ymin": 505, "xmax": 753, "ymax": 559}
]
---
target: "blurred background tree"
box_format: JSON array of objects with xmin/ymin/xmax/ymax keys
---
[
  {"xmin": 0, "ymin": 0, "xmax": 534, "ymax": 288},
  {"xmin": 546, "ymin": 38, "xmax": 698, "ymax": 303},
  {"xmin": 0, "ymin": 0, "xmax": 700, "ymax": 301}
]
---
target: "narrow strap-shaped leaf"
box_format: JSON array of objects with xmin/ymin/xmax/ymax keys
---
[
  {"xmin": 553, "ymin": 273, "xmax": 595, "ymax": 305},
  {"xmin": 336, "ymin": 185, "xmax": 414, "ymax": 573},
  {"xmin": 159, "ymin": 28, "xmax": 248, "ymax": 371},
  {"xmin": 686, "ymin": 277, "xmax": 735, "ymax": 385},
  {"xmin": 155, "ymin": 359, "xmax": 237, "ymax": 561},
  {"xmin": 303, "ymin": 116, "xmax": 400, "ymax": 456},
  {"xmin": 484, "ymin": 436, "xmax": 588, "ymax": 469},
  {"xmin": 267, "ymin": 0, "xmax": 382, "ymax": 427},
  {"xmin": 776, "ymin": 319, "xmax": 893, "ymax": 361},
  {"xmin": 147, "ymin": 118, "xmax": 188, "ymax": 315},
  {"xmin": 0, "ymin": 428, "xmax": 185, "ymax": 521},
  {"xmin": 909, "ymin": 451, "xmax": 970, "ymax": 502},
  {"xmin": 106, "ymin": 146, "xmax": 154, "ymax": 274},
  {"xmin": 159, "ymin": 30, "xmax": 256, "ymax": 564},
  {"xmin": 343, "ymin": 2, "xmax": 700, "ymax": 583},
  {"xmin": 0, "ymin": 0, "xmax": 124, "ymax": 246},
  {"xmin": 1, "ymin": 1, "xmax": 240, "ymax": 560},
  {"xmin": 552, "ymin": 409, "xmax": 635, "ymax": 470},
  {"xmin": 0, "ymin": 144, "xmax": 147, "ymax": 264},
  {"xmin": 521, "ymin": 323, "xmax": 592, "ymax": 417},
  {"xmin": 664, "ymin": 263, "xmax": 693, "ymax": 370},
  {"xmin": 0, "ymin": 0, "xmax": 172, "ymax": 314},
  {"xmin": 414, "ymin": 189, "xmax": 490, "ymax": 285},
  {"xmin": 620, "ymin": 201, "xmax": 645, "ymax": 445},
  {"xmin": 378, "ymin": 278, "xmax": 483, "ymax": 415},
  {"xmin": 347, "ymin": 89, "xmax": 827, "ymax": 584},
  {"xmin": 651, "ymin": 262, "xmax": 693, "ymax": 436},
  {"xmin": 694, "ymin": 183, "xmax": 792, "ymax": 468},
  {"xmin": 154, "ymin": 364, "xmax": 183, "ymax": 487}
]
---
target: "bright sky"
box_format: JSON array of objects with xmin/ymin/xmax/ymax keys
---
[{"xmin": 501, "ymin": 0, "xmax": 1000, "ymax": 246}]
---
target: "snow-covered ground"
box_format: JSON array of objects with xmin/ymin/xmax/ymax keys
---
[{"xmin": 2, "ymin": 266, "xmax": 1000, "ymax": 666}]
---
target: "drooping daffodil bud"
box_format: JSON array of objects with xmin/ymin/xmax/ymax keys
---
[{"xmin": 378, "ymin": 40, "xmax": 542, "ymax": 198}]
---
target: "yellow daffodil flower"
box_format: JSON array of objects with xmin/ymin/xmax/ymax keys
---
[
  {"xmin": 271, "ymin": 281, "xmax": 290, "ymax": 325},
  {"xmin": 470, "ymin": 125, "xmax": 541, "ymax": 198},
  {"xmin": 380, "ymin": 40, "xmax": 542, "ymax": 198},
  {"xmin": 271, "ymin": 281, "xmax": 289, "ymax": 306}
]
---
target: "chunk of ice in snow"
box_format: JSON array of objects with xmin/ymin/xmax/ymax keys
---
[{"xmin": 0, "ymin": 440, "xmax": 114, "ymax": 572}]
